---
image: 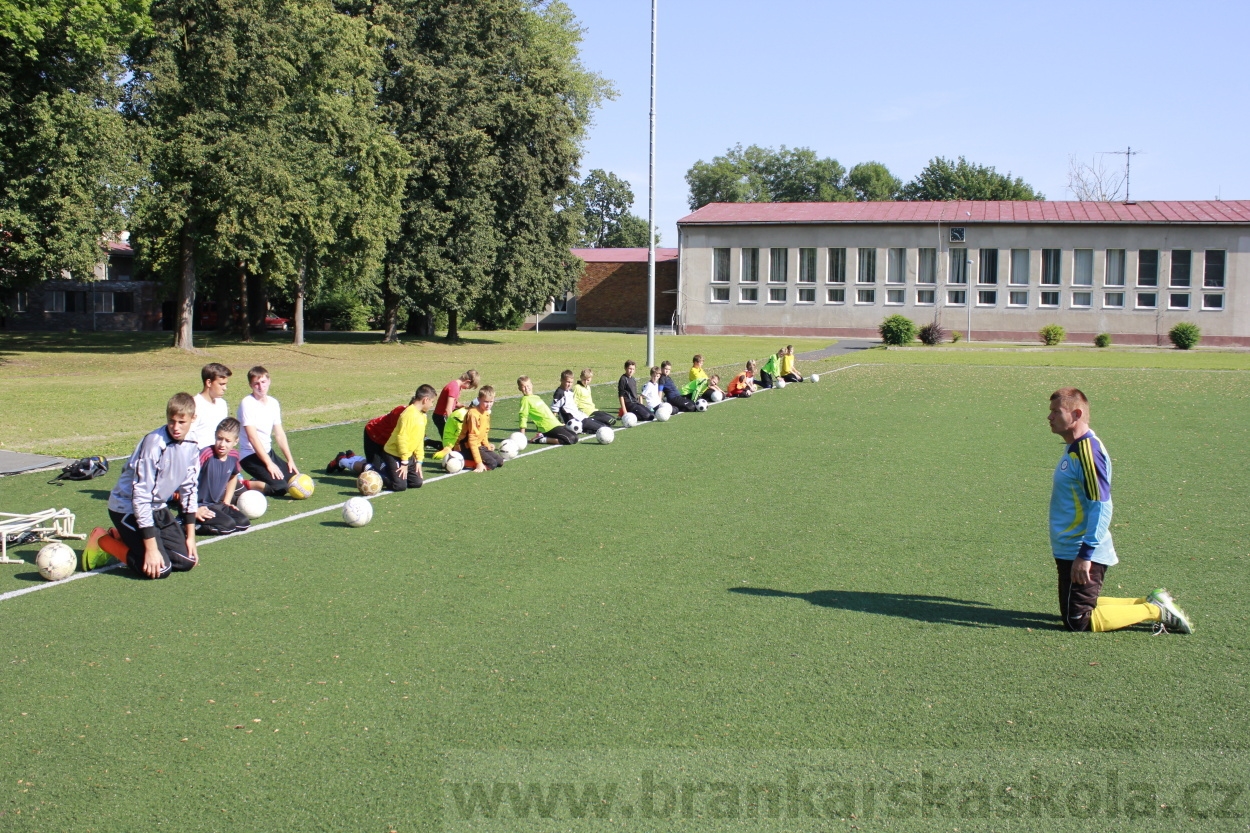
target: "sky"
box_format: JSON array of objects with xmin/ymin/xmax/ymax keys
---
[{"xmin": 564, "ymin": 0, "xmax": 1250, "ymax": 245}]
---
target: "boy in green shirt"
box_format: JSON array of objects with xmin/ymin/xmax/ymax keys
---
[{"xmin": 517, "ymin": 376, "xmax": 578, "ymax": 445}]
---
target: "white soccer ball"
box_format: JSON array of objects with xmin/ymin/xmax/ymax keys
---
[
  {"xmin": 443, "ymin": 451, "xmax": 465, "ymax": 474},
  {"xmin": 596, "ymin": 426, "xmax": 615, "ymax": 444},
  {"xmin": 342, "ymin": 496, "xmax": 373, "ymax": 528},
  {"xmin": 710, "ymin": 389, "xmax": 724, "ymax": 403},
  {"xmin": 621, "ymin": 412, "xmax": 638, "ymax": 428},
  {"xmin": 499, "ymin": 439, "xmax": 519, "ymax": 459},
  {"xmin": 696, "ymin": 399, "xmax": 709, "ymax": 412},
  {"xmin": 236, "ymin": 489, "xmax": 268, "ymax": 519},
  {"xmin": 810, "ymin": 373, "xmax": 820, "ymax": 383},
  {"xmin": 36, "ymin": 542, "xmax": 76, "ymax": 581},
  {"xmin": 655, "ymin": 403, "xmax": 673, "ymax": 422},
  {"xmin": 777, "ymin": 378, "xmax": 787, "ymax": 388},
  {"xmin": 509, "ymin": 431, "xmax": 528, "ymax": 451},
  {"xmin": 568, "ymin": 419, "xmax": 583, "ymax": 434}
]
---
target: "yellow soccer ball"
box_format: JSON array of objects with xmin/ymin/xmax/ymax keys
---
[{"xmin": 287, "ymin": 473, "xmax": 315, "ymax": 500}]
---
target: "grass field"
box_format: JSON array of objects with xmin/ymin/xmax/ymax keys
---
[{"xmin": 2, "ymin": 343, "xmax": 1249, "ymax": 831}]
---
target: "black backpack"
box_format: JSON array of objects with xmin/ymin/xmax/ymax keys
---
[{"xmin": 49, "ymin": 456, "xmax": 109, "ymax": 484}]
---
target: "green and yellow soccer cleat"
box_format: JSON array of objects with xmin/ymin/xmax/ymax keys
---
[
  {"xmin": 80, "ymin": 527, "xmax": 113, "ymax": 571},
  {"xmin": 1147, "ymin": 588, "xmax": 1194, "ymax": 634}
]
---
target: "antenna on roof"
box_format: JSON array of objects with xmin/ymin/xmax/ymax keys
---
[{"xmin": 1102, "ymin": 146, "xmax": 1141, "ymax": 202}]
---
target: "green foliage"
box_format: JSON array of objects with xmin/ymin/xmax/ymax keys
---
[
  {"xmin": 308, "ymin": 288, "xmax": 370, "ymax": 331},
  {"xmin": 685, "ymin": 144, "xmax": 849, "ymax": 209},
  {"xmin": 950, "ymin": 330, "xmax": 962, "ymax": 343},
  {"xmin": 1039, "ymin": 324, "xmax": 1066, "ymax": 346},
  {"xmin": 603, "ymin": 212, "xmax": 655, "ymax": 247},
  {"xmin": 901, "ymin": 156, "xmax": 1043, "ymax": 201},
  {"xmin": 847, "ymin": 161, "xmax": 902, "ymax": 201},
  {"xmin": 878, "ymin": 314, "xmax": 917, "ymax": 347},
  {"xmin": 1094, "ymin": 332, "xmax": 1112, "ymax": 348},
  {"xmin": 1169, "ymin": 322, "xmax": 1201, "ymax": 350},
  {"xmin": 572, "ymin": 169, "xmax": 642, "ymax": 247},
  {"xmin": 917, "ymin": 321, "xmax": 947, "ymax": 346}
]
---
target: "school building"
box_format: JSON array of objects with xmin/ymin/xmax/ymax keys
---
[{"xmin": 674, "ymin": 201, "xmax": 1250, "ymax": 346}]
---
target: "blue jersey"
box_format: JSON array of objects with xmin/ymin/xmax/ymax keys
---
[{"xmin": 1049, "ymin": 430, "xmax": 1117, "ymax": 565}]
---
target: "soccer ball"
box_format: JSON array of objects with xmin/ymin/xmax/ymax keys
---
[
  {"xmin": 499, "ymin": 439, "xmax": 519, "ymax": 459},
  {"xmin": 236, "ymin": 489, "xmax": 267, "ymax": 519},
  {"xmin": 596, "ymin": 426, "xmax": 615, "ymax": 444},
  {"xmin": 36, "ymin": 542, "xmax": 76, "ymax": 581},
  {"xmin": 568, "ymin": 419, "xmax": 583, "ymax": 435},
  {"xmin": 357, "ymin": 469, "xmax": 383, "ymax": 496},
  {"xmin": 655, "ymin": 403, "xmax": 673, "ymax": 422},
  {"xmin": 443, "ymin": 451, "xmax": 465, "ymax": 474},
  {"xmin": 810, "ymin": 373, "xmax": 821, "ymax": 383},
  {"xmin": 621, "ymin": 412, "xmax": 638, "ymax": 428},
  {"xmin": 287, "ymin": 473, "xmax": 315, "ymax": 499},
  {"xmin": 695, "ymin": 399, "xmax": 709, "ymax": 412},
  {"xmin": 342, "ymin": 496, "xmax": 373, "ymax": 528},
  {"xmin": 710, "ymin": 389, "xmax": 724, "ymax": 403},
  {"xmin": 776, "ymin": 378, "xmax": 787, "ymax": 388},
  {"xmin": 509, "ymin": 431, "xmax": 528, "ymax": 451}
]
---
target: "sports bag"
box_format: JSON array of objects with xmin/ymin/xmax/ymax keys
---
[{"xmin": 49, "ymin": 456, "xmax": 109, "ymax": 484}]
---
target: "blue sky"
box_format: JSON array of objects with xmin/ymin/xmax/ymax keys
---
[{"xmin": 566, "ymin": 0, "xmax": 1250, "ymax": 244}]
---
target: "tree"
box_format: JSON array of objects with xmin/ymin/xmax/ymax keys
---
[
  {"xmin": 1067, "ymin": 155, "xmax": 1125, "ymax": 201},
  {"xmin": 685, "ymin": 144, "xmax": 849, "ymax": 210},
  {"xmin": 847, "ymin": 161, "xmax": 901, "ymax": 201},
  {"xmin": 571, "ymin": 169, "xmax": 651, "ymax": 248},
  {"xmin": 0, "ymin": 0, "xmax": 147, "ymax": 296},
  {"xmin": 900, "ymin": 156, "xmax": 1043, "ymax": 201},
  {"xmin": 602, "ymin": 213, "xmax": 654, "ymax": 248}
]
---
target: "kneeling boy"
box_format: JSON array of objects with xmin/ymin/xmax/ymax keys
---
[
  {"xmin": 455, "ymin": 385, "xmax": 504, "ymax": 471},
  {"xmin": 195, "ymin": 417, "xmax": 250, "ymax": 536}
]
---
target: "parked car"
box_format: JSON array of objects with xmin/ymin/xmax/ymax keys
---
[{"xmin": 265, "ymin": 314, "xmax": 290, "ymax": 331}]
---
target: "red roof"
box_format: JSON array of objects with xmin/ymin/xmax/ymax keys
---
[
  {"xmin": 106, "ymin": 240, "xmax": 134, "ymax": 256},
  {"xmin": 573, "ymin": 247, "xmax": 679, "ymax": 263},
  {"xmin": 678, "ymin": 200, "xmax": 1250, "ymax": 226}
]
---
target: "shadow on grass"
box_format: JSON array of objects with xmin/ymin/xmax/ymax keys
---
[
  {"xmin": 729, "ymin": 587, "xmax": 1056, "ymax": 629},
  {"xmin": 0, "ymin": 329, "xmax": 504, "ymax": 355}
]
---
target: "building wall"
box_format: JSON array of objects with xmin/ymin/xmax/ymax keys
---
[
  {"xmin": 679, "ymin": 223, "xmax": 1249, "ymax": 345},
  {"xmin": 6, "ymin": 280, "xmax": 163, "ymax": 332},
  {"xmin": 577, "ymin": 259, "xmax": 678, "ymax": 329}
]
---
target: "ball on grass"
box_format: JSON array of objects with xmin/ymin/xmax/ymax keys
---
[
  {"xmin": 776, "ymin": 378, "xmax": 787, "ymax": 389},
  {"xmin": 287, "ymin": 473, "xmax": 315, "ymax": 499},
  {"xmin": 596, "ymin": 426, "xmax": 615, "ymax": 444},
  {"xmin": 695, "ymin": 399, "xmax": 709, "ymax": 412},
  {"xmin": 499, "ymin": 439, "xmax": 519, "ymax": 460},
  {"xmin": 36, "ymin": 542, "xmax": 76, "ymax": 581},
  {"xmin": 443, "ymin": 451, "xmax": 465, "ymax": 474},
  {"xmin": 568, "ymin": 419, "xmax": 583, "ymax": 435},
  {"xmin": 508, "ymin": 431, "xmax": 528, "ymax": 451},
  {"xmin": 342, "ymin": 496, "xmax": 373, "ymax": 527},
  {"xmin": 655, "ymin": 403, "xmax": 673, "ymax": 422},
  {"xmin": 810, "ymin": 373, "xmax": 820, "ymax": 383},
  {"xmin": 621, "ymin": 412, "xmax": 638, "ymax": 428},
  {"xmin": 710, "ymin": 389, "xmax": 724, "ymax": 403},
  {"xmin": 236, "ymin": 490, "xmax": 267, "ymax": 519},
  {"xmin": 357, "ymin": 469, "xmax": 383, "ymax": 496}
]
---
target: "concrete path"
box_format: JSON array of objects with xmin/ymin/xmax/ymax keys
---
[
  {"xmin": 0, "ymin": 451, "xmax": 69, "ymax": 477},
  {"xmin": 796, "ymin": 339, "xmax": 880, "ymax": 361}
]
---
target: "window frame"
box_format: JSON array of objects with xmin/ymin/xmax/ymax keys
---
[
  {"xmin": 915, "ymin": 288, "xmax": 935, "ymax": 306},
  {"xmin": 857, "ymin": 248, "xmax": 877, "ymax": 284},
  {"xmin": 1202, "ymin": 293, "xmax": 1224, "ymax": 311},
  {"xmin": 855, "ymin": 287, "xmax": 876, "ymax": 304},
  {"xmin": 1041, "ymin": 249, "xmax": 1061, "ymax": 286},
  {"xmin": 768, "ymin": 248, "xmax": 788, "ymax": 284},
  {"xmin": 1137, "ymin": 249, "xmax": 1159, "ymax": 287},
  {"xmin": 1039, "ymin": 290, "xmax": 1060, "ymax": 308},
  {"xmin": 1103, "ymin": 291, "xmax": 1125, "ymax": 309},
  {"xmin": 767, "ymin": 285, "xmax": 787, "ymax": 303},
  {"xmin": 885, "ymin": 288, "xmax": 905, "ymax": 305},
  {"xmin": 740, "ymin": 248, "xmax": 759, "ymax": 283},
  {"xmin": 796, "ymin": 286, "xmax": 816, "ymax": 304},
  {"xmin": 1072, "ymin": 249, "xmax": 1094, "ymax": 286},
  {"xmin": 1170, "ymin": 250, "xmax": 1192, "ymax": 288},
  {"xmin": 1204, "ymin": 250, "xmax": 1226, "ymax": 288},
  {"xmin": 1105, "ymin": 249, "xmax": 1126, "ymax": 286},
  {"xmin": 917, "ymin": 247, "xmax": 937, "ymax": 285},
  {"xmin": 946, "ymin": 289, "xmax": 966, "ymax": 306},
  {"xmin": 712, "ymin": 248, "xmax": 731, "ymax": 283},
  {"xmin": 1071, "ymin": 291, "xmax": 1092, "ymax": 309},
  {"xmin": 826, "ymin": 287, "xmax": 845, "ymax": 304},
  {"xmin": 797, "ymin": 248, "xmax": 817, "ymax": 284},
  {"xmin": 710, "ymin": 285, "xmax": 730, "ymax": 303},
  {"xmin": 827, "ymin": 248, "xmax": 847, "ymax": 284},
  {"xmin": 1009, "ymin": 249, "xmax": 1030, "ymax": 285},
  {"xmin": 739, "ymin": 286, "xmax": 759, "ymax": 303},
  {"xmin": 1008, "ymin": 290, "xmax": 1029, "ymax": 307},
  {"xmin": 886, "ymin": 247, "xmax": 906, "ymax": 284},
  {"xmin": 1135, "ymin": 292, "xmax": 1157, "ymax": 310},
  {"xmin": 978, "ymin": 248, "xmax": 998, "ymax": 285}
]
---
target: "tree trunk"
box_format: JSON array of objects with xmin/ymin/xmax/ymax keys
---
[
  {"xmin": 251, "ymin": 273, "xmax": 268, "ymax": 334},
  {"xmin": 381, "ymin": 268, "xmax": 400, "ymax": 343},
  {"xmin": 293, "ymin": 254, "xmax": 306, "ymax": 346},
  {"xmin": 172, "ymin": 219, "xmax": 196, "ymax": 350},
  {"xmin": 446, "ymin": 308, "xmax": 458, "ymax": 341},
  {"xmin": 238, "ymin": 261, "xmax": 252, "ymax": 342},
  {"xmin": 406, "ymin": 308, "xmax": 434, "ymax": 337}
]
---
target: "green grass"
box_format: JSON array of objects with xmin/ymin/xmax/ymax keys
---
[{"xmin": 1, "ymin": 349, "xmax": 1248, "ymax": 831}]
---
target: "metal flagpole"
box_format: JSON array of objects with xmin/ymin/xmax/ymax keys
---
[{"xmin": 646, "ymin": 0, "xmax": 657, "ymax": 367}]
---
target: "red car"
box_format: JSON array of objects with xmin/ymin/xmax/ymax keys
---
[{"xmin": 265, "ymin": 314, "xmax": 290, "ymax": 331}]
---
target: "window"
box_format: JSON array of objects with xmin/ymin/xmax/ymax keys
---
[
  {"xmin": 887, "ymin": 248, "xmax": 906, "ymax": 284},
  {"xmin": 886, "ymin": 288, "xmax": 905, "ymax": 305},
  {"xmin": 1040, "ymin": 291, "xmax": 1060, "ymax": 308},
  {"xmin": 856, "ymin": 288, "xmax": 875, "ymax": 304},
  {"xmin": 948, "ymin": 249, "xmax": 968, "ymax": 284},
  {"xmin": 979, "ymin": 249, "xmax": 998, "ymax": 284},
  {"xmin": 712, "ymin": 248, "xmax": 730, "ymax": 282},
  {"xmin": 740, "ymin": 286, "xmax": 758, "ymax": 303},
  {"xmin": 1071, "ymin": 291, "xmax": 1092, "ymax": 308},
  {"xmin": 95, "ymin": 291, "xmax": 114, "ymax": 313},
  {"xmin": 1010, "ymin": 249, "xmax": 1030, "ymax": 285},
  {"xmin": 1170, "ymin": 250, "xmax": 1191, "ymax": 287},
  {"xmin": 947, "ymin": 289, "xmax": 966, "ymax": 306},
  {"xmin": 917, "ymin": 248, "xmax": 937, "ymax": 284},
  {"xmin": 47, "ymin": 290, "xmax": 66, "ymax": 313},
  {"xmin": 769, "ymin": 248, "xmax": 788, "ymax": 283},
  {"xmin": 798, "ymin": 248, "xmax": 817, "ymax": 283},
  {"xmin": 1137, "ymin": 250, "xmax": 1158, "ymax": 286},
  {"xmin": 797, "ymin": 287, "xmax": 816, "ymax": 303},
  {"xmin": 1105, "ymin": 249, "xmax": 1126, "ymax": 286},
  {"xmin": 114, "ymin": 292, "xmax": 135, "ymax": 313},
  {"xmin": 1104, "ymin": 292, "xmax": 1124, "ymax": 309},
  {"xmin": 1008, "ymin": 290, "xmax": 1028, "ymax": 307},
  {"xmin": 828, "ymin": 248, "xmax": 846, "ymax": 283},
  {"xmin": 13, "ymin": 291, "xmax": 26, "ymax": 313},
  {"xmin": 741, "ymin": 248, "xmax": 759, "ymax": 283},
  {"xmin": 1041, "ymin": 249, "xmax": 1061, "ymax": 285},
  {"xmin": 977, "ymin": 289, "xmax": 997, "ymax": 306},
  {"xmin": 857, "ymin": 248, "xmax": 877, "ymax": 283},
  {"xmin": 826, "ymin": 287, "xmax": 845, "ymax": 304},
  {"xmin": 1204, "ymin": 251, "xmax": 1225, "ymax": 288},
  {"xmin": 768, "ymin": 286, "xmax": 786, "ymax": 303},
  {"xmin": 1169, "ymin": 293, "xmax": 1190, "ymax": 310},
  {"xmin": 1136, "ymin": 292, "xmax": 1157, "ymax": 309},
  {"xmin": 916, "ymin": 289, "xmax": 935, "ymax": 305},
  {"xmin": 1203, "ymin": 293, "xmax": 1224, "ymax": 310},
  {"xmin": 711, "ymin": 286, "xmax": 729, "ymax": 302},
  {"xmin": 1073, "ymin": 249, "xmax": 1093, "ymax": 286}
]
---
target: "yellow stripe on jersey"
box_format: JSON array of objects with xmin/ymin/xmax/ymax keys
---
[{"xmin": 1074, "ymin": 438, "xmax": 1099, "ymax": 501}]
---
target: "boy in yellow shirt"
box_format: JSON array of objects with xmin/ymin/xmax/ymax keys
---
[
  {"xmin": 455, "ymin": 386, "xmax": 504, "ymax": 471},
  {"xmin": 780, "ymin": 344, "xmax": 804, "ymax": 383},
  {"xmin": 376, "ymin": 384, "xmax": 436, "ymax": 491},
  {"xmin": 689, "ymin": 354, "xmax": 709, "ymax": 384}
]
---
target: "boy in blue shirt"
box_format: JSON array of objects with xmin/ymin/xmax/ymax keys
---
[
  {"xmin": 195, "ymin": 417, "xmax": 250, "ymax": 535},
  {"xmin": 1047, "ymin": 387, "xmax": 1192, "ymax": 633}
]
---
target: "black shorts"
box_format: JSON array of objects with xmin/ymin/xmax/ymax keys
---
[
  {"xmin": 110, "ymin": 507, "xmax": 197, "ymax": 579},
  {"xmin": 1055, "ymin": 558, "xmax": 1107, "ymax": 632},
  {"xmin": 240, "ymin": 453, "xmax": 292, "ymax": 495}
]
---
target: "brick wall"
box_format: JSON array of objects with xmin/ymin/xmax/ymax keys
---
[{"xmin": 576, "ymin": 260, "xmax": 677, "ymax": 329}]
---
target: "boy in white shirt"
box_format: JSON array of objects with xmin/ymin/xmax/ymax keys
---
[
  {"xmin": 237, "ymin": 365, "xmax": 300, "ymax": 496},
  {"xmin": 186, "ymin": 363, "xmax": 231, "ymax": 449}
]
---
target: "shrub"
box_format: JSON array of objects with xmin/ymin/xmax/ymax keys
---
[
  {"xmin": 1169, "ymin": 322, "xmax": 1201, "ymax": 350},
  {"xmin": 878, "ymin": 314, "xmax": 917, "ymax": 347},
  {"xmin": 1093, "ymin": 332, "xmax": 1112, "ymax": 348},
  {"xmin": 950, "ymin": 330, "xmax": 962, "ymax": 343},
  {"xmin": 1039, "ymin": 324, "xmax": 1066, "ymax": 346},
  {"xmin": 309, "ymin": 289, "xmax": 371, "ymax": 331},
  {"xmin": 917, "ymin": 321, "xmax": 947, "ymax": 346}
]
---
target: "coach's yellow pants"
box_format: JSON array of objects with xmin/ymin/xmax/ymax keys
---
[{"xmin": 1090, "ymin": 596, "xmax": 1161, "ymax": 632}]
